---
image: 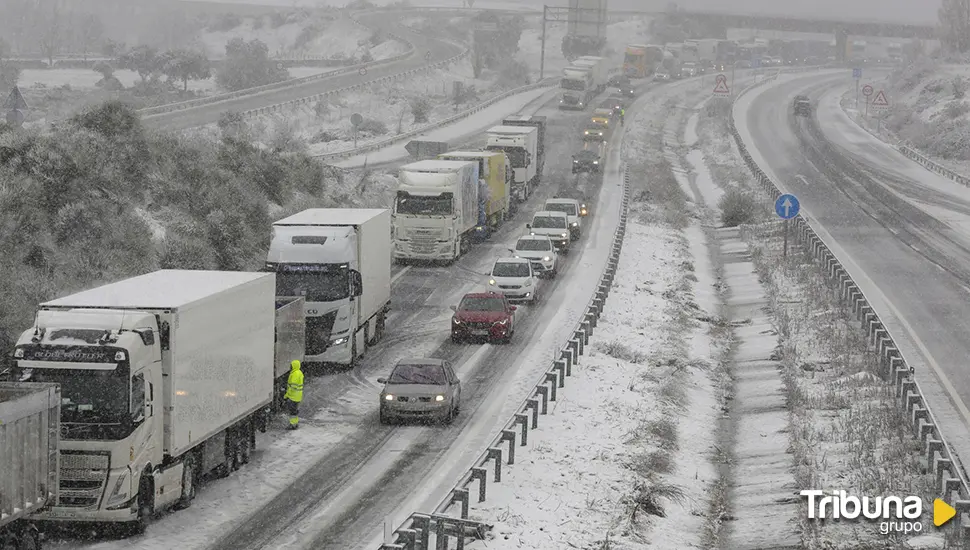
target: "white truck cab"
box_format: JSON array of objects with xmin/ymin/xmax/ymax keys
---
[
  {"xmin": 544, "ymin": 198, "xmax": 583, "ymax": 239},
  {"xmin": 527, "ymin": 210, "xmax": 571, "ymax": 252}
]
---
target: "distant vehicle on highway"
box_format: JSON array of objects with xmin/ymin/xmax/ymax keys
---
[
  {"xmin": 544, "ymin": 198, "xmax": 583, "ymax": 239},
  {"xmin": 654, "ymin": 70, "xmax": 671, "ymax": 81},
  {"xmin": 527, "ymin": 210, "xmax": 571, "ymax": 253},
  {"xmin": 583, "ymin": 124, "xmax": 607, "ymax": 142},
  {"xmin": 793, "ymin": 95, "xmax": 811, "ymax": 117},
  {"xmin": 682, "ymin": 62, "xmax": 698, "ymax": 77},
  {"xmin": 450, "ymin": 292, "xmax": 518, "ymax": 343},
  {"xmin": 378, "ymin": 358, "xmax": 461, "ymax": 424},
  {"xmin": 487, "ymin": 257, "xmax": 542, "ymax": 303},
  {"xmin": 572, "ymin": 149, "xmax": 601, "ymax": 174},
  {"xmin": 606, "ymin": 95, "xmax": 628, "ymax": 111},
  {"xmin": 512, "ymin": 235, "xmax": 559, "ymax": 278}
]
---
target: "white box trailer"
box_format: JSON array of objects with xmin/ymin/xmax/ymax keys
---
[
  {"xmin": 268, "ymin": 209, "xmax": 392, "ymax": 366},
  {"xmin": 394, "ymin": 160, "xmax": 480, "ymax": 263},
  {"xmin": 485, "ymin": 125, "xmax": 539, "ymax": 203},
  {"xmin": 573, "ymin": 56, "xmax": 610, "ymax": 92},
  {"xmin": 16, "ymin": 270, "xmax": 278, "ymax": 529},
  {"xmin": 0, "ymin": 382, "xmax": 59, "ymax": 549}
]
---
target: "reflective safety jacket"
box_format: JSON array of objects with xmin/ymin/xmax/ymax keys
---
[{"xmin": 284, "ymin": 360, "xmax": 304, "ymax": 403}]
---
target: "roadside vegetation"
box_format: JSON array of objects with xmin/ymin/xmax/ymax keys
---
[
  {"xmin": 743, "ymin": 222, "xmax": 940, "ymax": 549},
  {"xmin": 0, "ymin": 101, "xmax": 390, "ymax": 355}
]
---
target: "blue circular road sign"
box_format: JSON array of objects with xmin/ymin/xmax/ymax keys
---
[{"xmin": 775, "ymin": 194, "xmax": 800, "ymax": 219}]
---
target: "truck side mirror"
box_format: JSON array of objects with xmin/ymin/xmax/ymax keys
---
[{"xmin": 351, "ymin": 271, "xmax": 363, "ymax": 297}]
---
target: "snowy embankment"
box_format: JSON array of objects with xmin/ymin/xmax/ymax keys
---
[
  {"xmin": 691, "ymin": 80, "xmax": 947, "ymax": 548},
  {"xmin": 462, "ymin": 80, "xmax": 729, "ymax": 549},
  {"xmin": 845, "ymin": 61, "xmax": 970, "ymax": 177}
]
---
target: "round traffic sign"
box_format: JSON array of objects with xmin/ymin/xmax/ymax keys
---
[
  {"xmin": 862, "ymin": 84, "xmax": 873, "ymax": 97},
  {"xmin": 350, "ymin": 113, "xmax": 363, "ymax": 126},
  {"xmin": 5, "ymin": 109, "xmax": 25, "ymax": 127},
  {"xmin": 774, "ymin": 193, "xmax": 800, "ymax": 220},
  {"xmin": 359, "ymin": 67, "xmax": 367, "ymax": 76},
  {"xmin": 277, "ymin": 62, "xmax": 284, "ymax": 70}
]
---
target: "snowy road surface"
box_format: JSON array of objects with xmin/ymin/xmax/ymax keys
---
[
  {"xmin": 142, "ymin": 10, "xmax": 461, "ymax": 132},
  {"xmin": 46, "ymin": 76, "xmax": 636, "ymax": 549},
  {"xmin": 332, "ymin": 86, "xmax": 559, "ymax": 168},
  {"xmin": 737, "ymin": 71, "xmax": 970, "ymax": 486}
]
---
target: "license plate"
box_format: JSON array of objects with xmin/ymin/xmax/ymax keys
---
[{"xmin": 471, "ymin": 330, "xmax": 489, "ymax": 336}]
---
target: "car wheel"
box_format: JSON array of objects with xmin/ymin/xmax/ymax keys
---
[
  {"xmin": 379, "ymin": 407, "xmax": 390, "ymax": 425},
  {"xmin": 443, "ymin": 402, "xmax": 456, "ymax": 424}
]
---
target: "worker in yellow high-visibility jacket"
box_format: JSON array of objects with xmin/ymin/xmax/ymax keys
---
[{"xmin": 284, "ymin": 360, "xmax": 304, "ymax": 430}]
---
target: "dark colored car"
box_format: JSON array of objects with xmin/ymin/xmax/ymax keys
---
[
  {"xmin": 450, "ymin": 292, "xmax": 516, "ymax": 343},
  {"xmin": 793, "ymin": 95, "xmax": 811, "ymax": 117},
  {"xmin": 378, "ymin": 358, "xmax": 461, "ymax": 424},
  {"xmin": 572, "ymin": 149, "xmax": 602, "ymax": 173},
  {"xmin": 606, "ymin": 96, "xmax": 628, "ymax": 111},
  {"xmin": 609, "ymin": 75, "xmax": 631, "ymax": 89},
  {"xmin": 582, "ymin": 125, "xmax": 607, "ymax": 142}
]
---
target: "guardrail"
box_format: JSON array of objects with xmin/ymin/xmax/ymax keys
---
[
  {"xmin": 138, "ymin": 15, "xmax": 419, "ymax": 118},
  {"xmin": 897, "ymin": 145, "xmax": 970, "ymax": 187},
  {"xmin": 231, "ymin": 37, "xmax": 469, "ymax": 123},
  {"xmin": 314, "ymin": 78, "xmax": 556, "ymax": 162},
  {"xmin": 377, "ymin": 170, "xmax": 632, "ymax": 550},
  {"xmin": 728, "ymin": 68, "xmax": 970, "ymax": 538}
]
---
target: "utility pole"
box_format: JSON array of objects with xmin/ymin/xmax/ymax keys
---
[{"xmin": 540, "ymin": 5, "xmax": 547, "ymax": 81}]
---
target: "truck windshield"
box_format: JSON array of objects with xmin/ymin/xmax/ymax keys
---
[
  {"xmin": 561, "ymin": 78, "xmax": 587, "ymax": 91},
  {"xmin": 276, "ymin": 270, "xmax": 349, "ymax": 302},
  {"xmin": 485, "ymin": 146, "xmax": 526, "ymax": 168},
  {"xmin": 532, "ymin": 215, "xmax": 566, "ymax": 229},
  {"xmin": 546, "ymin": 203, "xmax": 578, "ymax": 216},
  {"xmin": 26, "ymin": 368, "xmax": 128, "ymax": 426},
  {"xmin": 395, "ymin": 191, "xmax": 452, "ymax": 216}
]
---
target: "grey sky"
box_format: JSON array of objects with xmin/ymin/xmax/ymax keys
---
[{"xmin": 603, "ymin": 0, "xmax": 941, "ymax": 25}]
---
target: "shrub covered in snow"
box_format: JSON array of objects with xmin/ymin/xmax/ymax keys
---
[{"xmin": 717, "ymin": 188, "xmax": 760, "ymax": 227}]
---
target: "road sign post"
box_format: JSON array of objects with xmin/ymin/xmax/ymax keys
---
[
  {"xmin": 713, "ymin": 74, "xmax": 730, "ymax": 97},
  {"xmin": 775, "ymin": 194, "xmax": 800, "ymax": 258},
  {"xmin": 350, "ymin": 112, "xmax": 363, "ymax": 148}
]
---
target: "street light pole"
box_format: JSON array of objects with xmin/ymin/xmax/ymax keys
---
[{"xmin": 540, "ymin": 5, "xmax": 547, "ymax": 81}]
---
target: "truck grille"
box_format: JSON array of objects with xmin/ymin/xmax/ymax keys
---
[
  {"xmin": 404, "ymin": 229, "xmax": 440, "ymax": 254},
  {"xmin": 58, "ymin": 451, "xmax": 109, "ymax": 508}
]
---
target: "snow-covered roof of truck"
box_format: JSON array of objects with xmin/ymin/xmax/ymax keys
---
[
  {"xmin": 273, "ymin": 208, "xmax": 387, "ymax": 226},
  {"xmin": 42, "ymin": 270, "xmax": 271, "ymax": 310},
  {"xmin": 487, "ymin": 125, "xmax": 537, "ymax": 135},
  {"xmin": 401, "ymin": 159, "xmax": 475, "ymax": 172}
]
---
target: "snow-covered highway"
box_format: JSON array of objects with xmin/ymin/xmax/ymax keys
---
[{"xmin": 737, "ymin": 70, "xmax": 970, "ymax": 482}]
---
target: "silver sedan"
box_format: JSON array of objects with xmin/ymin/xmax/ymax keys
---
[{"xmin": 378, "ymin": 358, "xmax": 461, "ymax": 424}]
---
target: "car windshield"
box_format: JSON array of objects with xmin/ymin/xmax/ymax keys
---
[
  {"xmin": 493, "ymin": 262, "xmax": 531, "ymax": 277},
  {"xmin": 516, "ymin": 238, "xmax": 551, "ymax": 251},
  {"xmin": 460, "ymin": 296, "xmax": 506, "ymax": 311},
  {"xmin": 388, "ymin": 363, "xmax": 447, "ymax": 385},
  {"xmin": 545, "ymin": 203, "xmax": 577, "ymax": 216},
  {"xmin": 532, "ymin": 215, "xmax": 566, "ymax": 228}
]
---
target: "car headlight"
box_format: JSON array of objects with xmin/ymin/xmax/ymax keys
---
[
  {"xmin": 543, "ymin": 256, "xmax": 551, "ymax": 261},
  {"xmin": 581, "ymin": 208, "xmax": 588, "ymax": 215},
  {"xmin": 592, "ymin": 161, "xmax": 598, "ymax": 164},
  {"xmin": 452, "ymin": 316, "xmax": 461, "ymax": 324},
  {"xmin": 384, "ymin": 394, "xmax": 394, "ymax": 401},
  {"xmin": 435, "ymin": 395, "xmax": 445, "ymax": 402},
  {"xmin": 561, "ymin": 232, "xmax": 568, "ymax": 238},
  {"xmin": 573, "ymin": 160, "xmax": 578, "ymax": 163},
  {"xmin": 584, "ymin": 131, "xmax": 589, "ymax": 135},
  {"xmin": 489, "ymin": 279, "xmax": 496, "ymax": 285},
  {"xmin": 571, "ymin": 222, "xmax": 578, "ymax": 227},
  {"xmin": 496, "ymin": 318, "xmax": 508, "ymax": 325}
]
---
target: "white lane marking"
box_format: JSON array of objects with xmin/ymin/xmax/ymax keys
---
[
  {"xmin": 796, "ymin": 175, "xmax": 811, "ymax": 187},
  {"xmin": 390, "ymin": 265, "xmax": 411, "ymax": 285}
]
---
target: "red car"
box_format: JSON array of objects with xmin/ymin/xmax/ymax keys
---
[{"xmin": 450, "ymin": 292, "xmax": 517, "ymax": 344}]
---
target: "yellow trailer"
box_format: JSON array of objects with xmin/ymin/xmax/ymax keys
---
[{"xmin": 438, "ymin": 150, "xmax": 512, "ymax": 235}]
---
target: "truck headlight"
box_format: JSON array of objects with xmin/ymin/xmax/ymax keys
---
[
  {"xmin": 331, "ymin": 337, "xmax": 349, "ymax": 346},
  {"xmin": 105, "ymin": 470, "xmax": 130, "ymax": 509},
  {"xmin": 571, "ymin": 222, "xmax": 579, "ymax": 227},
  {"xmin": 435, "ymin": 395, "xmax": 445, "ymax": 402}
]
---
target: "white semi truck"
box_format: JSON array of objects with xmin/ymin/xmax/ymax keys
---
[
  {"xmin": 267, "ymin": 209, "xmax": 391, "ymax": 367},
  {"xmin": 11, "ymin": 270, "xmax": 297, "ymax": 533},
  {"xmin": 392, "ymin": 160, "xmax": 480, "ymax": 263},
  {"xmin": 573, "ymin": 56, "xmax": 610, "ymax": 93},
  {"xmin": 486, "ymin": 125, "xmax": 539, "ymax": 203},
  {"xmin": 559, "ymin": 65, "xmax": 595, "ymax": 109},
  {"xmin": 0, "ymin": 382, "xmax": 59, "ymax": 549}
]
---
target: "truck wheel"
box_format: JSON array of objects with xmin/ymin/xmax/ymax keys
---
[
  {"xmin": 132, "ymin": 476, "xmax": 154, "ymax": 535},
  {"xmin": 176, "ymin": 456, "xmax": 197, "ymax": 510}
]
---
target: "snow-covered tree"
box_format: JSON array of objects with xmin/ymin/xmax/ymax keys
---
[
  {"xmin": 160, "ymin": 49, "xmax": 212, "ymax": 92},
  {"xmin": 118, "ymin": 45, "xmax": 161, "ymax": 82},
  {"xmin": 939, "ymin": 0, "xmax": 970, "ymax": 54}
]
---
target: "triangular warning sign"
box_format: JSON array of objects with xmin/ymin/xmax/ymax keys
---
[
  {"xmin": 4, "ymin": 86, "xmax": 28, "ymax": 111},
  {"xmin": 871, "ymin": 90, "xmax": 889, "ymax": 107},
  {"xmin": 713, "ymin": 78, "xmax": 730, "ymax": 94}
]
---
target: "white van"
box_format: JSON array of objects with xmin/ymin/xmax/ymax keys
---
[
  {"xmin": 527, "ymin": 211, "xmax": 571, "ymax": 253},
  {"xmin": 544, "ymin": 198, "xmax": 582, "ymax": 239}
]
